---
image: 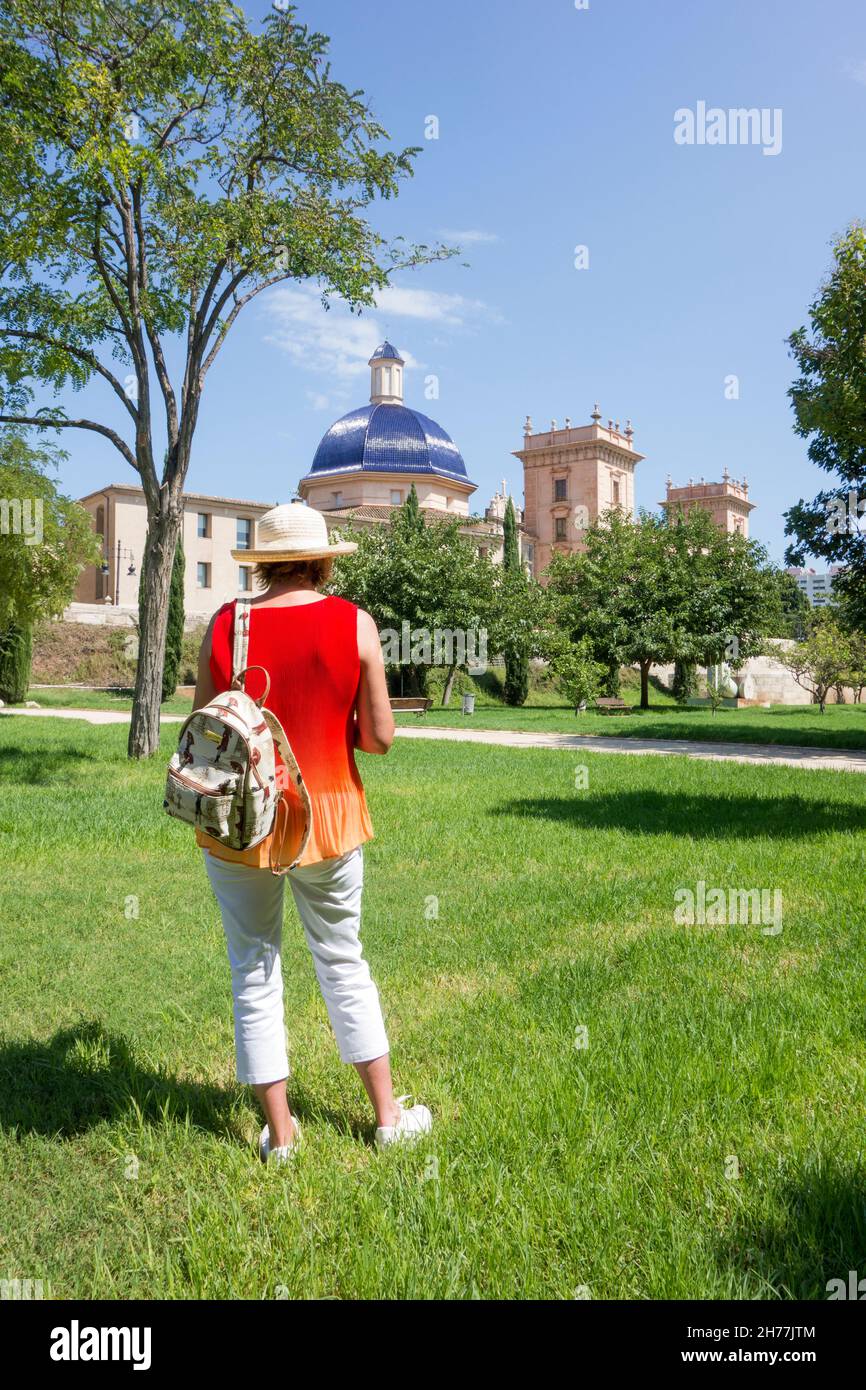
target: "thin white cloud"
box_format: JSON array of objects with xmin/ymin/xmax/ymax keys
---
[
  {"xmin": 845, "ymin": 59, "xmax": 866, "ymax": 84},
  {"xmin": 262, "ymin": 282, "xmax": 500, "ymax": 381},
  {"xmin": 439, "ymin": 228, "xmax": 500, "ymax": 244}
]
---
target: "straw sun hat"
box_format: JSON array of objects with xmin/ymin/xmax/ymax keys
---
[{"xmin": 231, "ymin": 499, "xmax": 358, "ymax": 563}]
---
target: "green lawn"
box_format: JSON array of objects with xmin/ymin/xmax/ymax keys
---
[
  {"xmin": 21, "ymin": 681, "xmax": 866, "ymax": 751},
  {"xmin": 1, "ymin": 716, "xmax": 865, "ymax": 1298},
  {"xmin": 396, "ymin": 700, "xmax": 866, "ymax": 750},
  {"xmin": 24, "ymin": 685, "xmax": 193, "ymax": 716}
]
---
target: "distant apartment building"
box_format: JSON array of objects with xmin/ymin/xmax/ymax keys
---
[{"xmin": 786, "ymin": 566, "xmax": 843, "ymax": 608}]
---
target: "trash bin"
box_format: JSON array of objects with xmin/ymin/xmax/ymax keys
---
[{"xmin": 462, "ymin": 693, "xmax": 475, "ymax": 715}]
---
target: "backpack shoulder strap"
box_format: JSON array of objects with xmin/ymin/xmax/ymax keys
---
[
  {"xmin": 261, "ymin": 706, "xmax": 314, "ymax": 872},
  {"xmin": 232, "ymin": 597, "xmax": 252, "ymax": 687}
]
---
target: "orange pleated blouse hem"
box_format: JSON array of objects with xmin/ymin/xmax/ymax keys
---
[{"xmin": 195, "ymin": 783, "xmax": 374, "ymax": 870}]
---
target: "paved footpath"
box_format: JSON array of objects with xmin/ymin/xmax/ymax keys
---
[
  {"xmin": 395, "ymin": 723, "xmax": 866, "ymax": 775},
  {"xmin": 4, "ymin": 705, "xmax": 866, "ymax": 775}
]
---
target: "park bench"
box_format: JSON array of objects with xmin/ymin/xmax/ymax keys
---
[
  {"xmin": 595, "ymin": 697, "xmax": 630, "ymax": 716},
  {"xmin": 389, "ymin": 696, "xmax": 433, "ymax": 717}
]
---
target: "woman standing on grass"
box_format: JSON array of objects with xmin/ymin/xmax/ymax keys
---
[{"xmin": 193, "ymin": 500, "xmax": 432, "ymax": 1162}]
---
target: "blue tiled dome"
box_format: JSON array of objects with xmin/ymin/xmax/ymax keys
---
[
  {"xmin": 369, "ymin": 340, "xmax": 403, "ymax": 363},
  {"xmin": 305, "ymin": 403, "xmax": 470, "ymax": 482}
]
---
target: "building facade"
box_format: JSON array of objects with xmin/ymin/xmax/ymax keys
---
[
  {"xmin": 660, "ymin": 469, "xmax": 754, "ymax": 536},
  {"xmin": 514, "ymin": 406, "xmax": 643, "ymax": 579},
  {"xmin": 73, "ymin": 484, "xmax": 274, "ymax": 623},
  {"xmin": 786, "ymin": 566, "xmax": 842, "ymax": 608}
]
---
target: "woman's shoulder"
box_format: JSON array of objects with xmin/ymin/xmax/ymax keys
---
[
  {"xmin": 210, "ymin": 599, "xmax": 235, "ymax": 632},
  {"xmin": 326, "ymin": 594, "xmax": 358, "ymax": 614}
]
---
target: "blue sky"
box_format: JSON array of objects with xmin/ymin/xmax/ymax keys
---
[{"xmin": 56, "ymin": 0, "xmax": 866, "ymax": 564}]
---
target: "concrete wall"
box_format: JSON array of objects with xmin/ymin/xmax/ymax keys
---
[{"xmin": 652, "ymin": 641, "xmax": 856, "ymax": 705}]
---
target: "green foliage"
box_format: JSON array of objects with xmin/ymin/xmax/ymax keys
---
[
  {"xmin": 778, "ymin": 611, "xmax": 854, "ymax": 713},
  {"xmin": 772, "ymin": 569, "xmax": 811, "ymax": 639},
  {"xmin": 503, "ymin": 650, "xmax": 529, "ymax": 706},
  {"xmin": 672, "ymin": 660, "xmax": 698, "ymax": 704},
  {"xmin": 546, "ymin": 507, "xmax": 781, "ymax": 708},
  {"xmin": 500, "ymin": 496, "xmax": 529, "ymax": 704},
  {"xmin": 0, "ymin": 619, "xmax": 32, "ymax": 701},
  {"xmin": 399, "ymin": 484, "xmax": 423, "ymax": 536},
  {"xmin": 330, "ymin": 512, "xmax": 496, "ymax": 696},
  {"xmin": 161, "ymin": 539, "xmax": 185, "ymax": 703},
  {"xmin": 502, "ymin": 495, "xmax": 520, "ymax": 572},
  {"xmin": 0, "ymin": 431, "xmax": 99, "ymax": 627},
  {"xmin": 545, "ymin": 632, "xmax": 606, "ymax": 711},
  {"xmin": 601, "ymin": 660, "xmax": 621, "ymax": 698},
  {"xmin": 784, "ymin": 225, "xmax": 866, "ymax": 624}
]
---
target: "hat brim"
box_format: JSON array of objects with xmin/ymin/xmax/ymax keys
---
[{"xmin": 231, "ymin": 542, "xmax": 357, "ymax": 563}]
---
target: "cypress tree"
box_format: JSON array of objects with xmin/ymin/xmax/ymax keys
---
[
  {"xmin": 396, "ymin": 482, "xmax": 424, "ymax": 535},
  {"xmin": 161, "ymin": 538, "xmax": 185, "ymax": 703},
  {"xmin": 0, "ymin": 621, "xmax": 33, "ymax": 703},
  {"xmin": 502, "ymin": 496, "xmax": 530, "ymax": 706}
]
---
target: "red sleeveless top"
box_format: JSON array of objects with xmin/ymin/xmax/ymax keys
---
[{"xmin": 195, "ymin": 594, "xmax": 373, "ymax": 868}]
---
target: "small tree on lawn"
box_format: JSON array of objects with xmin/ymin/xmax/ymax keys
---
[
  {"xmin": 0, "ymin": 0, "xmax": 453, "ymax": 757},
  {"xmin": 778, "ymin": 612, "xmax": 852, "ymax": 713},
  {"xmin": 0, "ymin": 431, "xmax": 99, "ymax": 700},
  {"xmin": 546, "ymin": 634, "xmax": 605, "ymax": 713}
]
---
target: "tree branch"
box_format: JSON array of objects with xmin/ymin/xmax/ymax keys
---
[
  {"xmin": 0, "ymin": 414, "xmax": 139, "ymax": 471},
  {"xmin": 0, "ymin": 328, "xmax": 138, "ymax": 422},
  {"xmin": 199, "ymin": 275, "xmax": 286, "ymax": 380}
]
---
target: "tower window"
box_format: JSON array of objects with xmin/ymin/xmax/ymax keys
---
[
  {"xmin": 555, "ymin": 517, "xmax": 567, "ymax": 541},
  {"xmin": 333, "ymin": 491, "xmax": 343, "ymax": 507},
  {"xmin": 612, "ymin": 479, "xmax": 621, "ymax": 506},
  {"xmin": 390, "ymin": 490, "xmax": 402, "ymax": 505},
  {"xmin": 554, "ymin": 478, "xmax": 567, "ymax": 502}
]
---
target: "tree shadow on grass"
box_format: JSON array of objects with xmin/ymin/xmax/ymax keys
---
[
  {"xmin": 0, "ymin": 1021, "xmax": 246, "ymax": 1143},
  {"xmin": 0, "ymin": 745, "xmax": 93, "ymax": 786},
  {"xmin": 717, "ymin": 1164, "xmax": 866, "ymax": 1299},
  {"xmin": 492, "ymin": 790, "xmax": 864, "ymax": 840}
]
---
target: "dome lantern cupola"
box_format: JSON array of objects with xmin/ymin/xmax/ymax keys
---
[{"xmin": 369, "ymin": 341, "xmax": 404, "ymax": 406}]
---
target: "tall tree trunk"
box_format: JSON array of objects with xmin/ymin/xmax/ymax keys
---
[
  {"xmin": 640, "ymin": 660, "xmax": 651, "ymax": 710},
  {"xmin": 128, "ymin": 500, "xmax": 183, "ymax": 758}
]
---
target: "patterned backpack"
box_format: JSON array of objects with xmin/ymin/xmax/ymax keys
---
[{"xmin": 163, "ymin": 597, "xmax": 313, "ymax": 872}]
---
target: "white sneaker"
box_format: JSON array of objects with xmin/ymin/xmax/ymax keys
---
[
  {"xmin": 259, "ymin": 1117, "xmax": 301, "ymax": 1165},
  {"xmin": 375, "ymin": 1095, "xmax": 433, "ymax": 1148}
]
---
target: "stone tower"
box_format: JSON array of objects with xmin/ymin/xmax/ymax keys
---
[
  {"xmin": 660, "ymin": 469, "xmax": 754, "ymax": 536},
  {"xmin": 514, "ymin": 406, "xmax": 644, "ymax": 581}
]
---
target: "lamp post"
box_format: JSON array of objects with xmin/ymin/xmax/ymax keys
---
[{"xmin": 113, "ymin": 540, "xmax": 137, "ymax": 605}]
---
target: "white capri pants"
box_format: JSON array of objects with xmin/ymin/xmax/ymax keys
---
[{"xmin": 203, "ymin": 846, "xmax": 389, "ymax": 1084}]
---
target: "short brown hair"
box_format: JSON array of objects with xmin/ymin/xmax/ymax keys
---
[{"xmin": 253, "ymin": 556, "xmax": 334, "ymax": 590}]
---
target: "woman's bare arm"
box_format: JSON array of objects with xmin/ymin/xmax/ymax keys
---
[
  {"xmin": 193, "ymin": 612, "xmax": 219, "ymax": 709},
  {"xmin": 355, "ymin": 608, "xmax": 395, "ymax": 754}
]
